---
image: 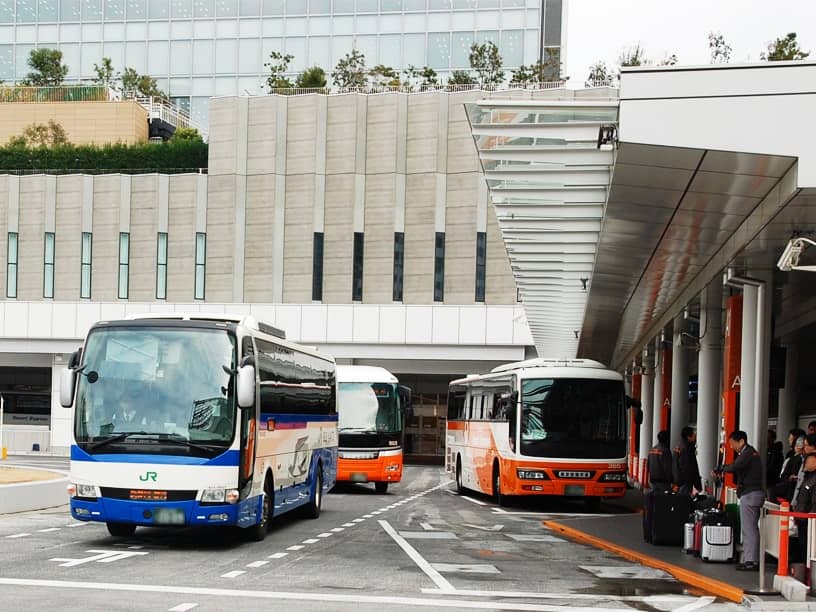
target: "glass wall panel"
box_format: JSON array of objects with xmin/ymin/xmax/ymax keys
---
[
  {"xmin": 502, "ymin": 8, "xmax": 524, "ymax": 28},
  {"xmin": 381, "ymin": 0, "xmax": 402, "ymax": 11},
  {"xmin": 475, "ymin": 28, "xmax": 498, "ymax": 44},
  {"xmin": 216, "ymin": 18, "xmax": 237, "ymax": 36},
  {"xmin": 172, "ymin": 20, "xmax": 193, "ymax": 38},
  {"xmin": 83, "ymin": 0, "xmax": 103, "ymax": 20},
  {"xmin": 126, "ymin": 0, "xmax": 146, "ymax": 19},
  {"xmin": 284, "ymin": 0, "xmax": 304, "ymax": 14},
  {"xmin": 148, "ymin": 0, "xmax": 168, "ymax": 19},
  {"xmin": 261, "ymin": 0, "xmax": 282, "ymax": 15},
  {"xmin": 147, "ymin": 40, "xmax": 169, "ymax": 75},
  {"xmin": 333, "ymin": 0, "xmax": 353, "ymax": 12},
  {"xmin": 0, "ymin": 45, "xmax": 12, "ymax": 81},
  {"xmin": 81, "ymin": 22, "xmax": 102, "ymax": 40},
  {"xmin": 239, "ymin": 0, "xmax": 259, "ymax": 15},
  {"xmin": 237, "ymin": 76, "xmax": 258, "ymax": 93},
  {"xmin": 284, "ymin": 36, "xmax": 305, "ymax": 70},
  {"xmin": 260, "ymin": 37, "xmax": 282, "ymax": 62},
  {"xmin": 355, "ymin": 34, "xmax": 377, "ymax": 66},
  {"xmin": 330, "ymin": 35, "xmax": 353, "ymax": 66},
  {"xmin": 60, "ymin": 0, "xmax": 81, "ymax": 20},
  {"xmin": 451, "ymin": 31, "xmax": 472, "ymax": 67},
  {"xmin": 58, "ymin": 42, "xmax": 79, "ymax": 77},
  {"xmin": 403, "ymin": 32, "xmax": 424, "ymax": 66},
  {"xmin": 125, "ymin": 41, "xmax": 146, "ymax": 73},
  {"xmin": 503, "ymin": 0, "xmax": 524, "ymax": 6},
  {"xmin": 171, "ymin": 0, "xmax": 192, "ymax": 17},
  {"xmin": 104, "ymin": 0, "xmax": 125, "ymax": 19},
  {"xmin": 308, "ymin": 35, "xmax": 329, "ymax": 69},
  {"xmin": 356, "ymin": 0, "xmax": 377, "ymax": 12},
  {"xmin": 403, "ymin": 13, "xmax": 424, "ymax": 31},
  {"xmin": 500, "ymin": 29, "xmax": 522, "ymax": 66},
  {"xmin": 379, "ymin": 34, "xmax": 400, "ymax": 68},
  {"xmin": 104, "ymin": 22, "xmax": 124, "ymax": 37},
  {"xmin": 214, "ymin": 38, "xmax": 237, "ymax": 73},
  {"xmin": 479, "ymin": 0, "xmax": 499, "ymax": 7},
  {"xmin": 193, "ymin": 0, "xmax": 213, "ymax": 17},
  {"xmin": 170, "ymin": 39, "xmax": 191, "ymax": 74},
  {"xmin": 379, "ymin": 14, "xmax": 400, "ymax": 32},
  {"xmin": 193, "ymin": 19, "xmax": 214, "ymax": 37},
  {"xmin": 544, "ymin": 0, "xmax": 561, "ymax": 47},
  {"xmin": 15, "ymin": 44, "xmax": 34, "ymax": 79},
  {"xmin": 190, "ymin": 96, "xmax": 209, "ymax": 125},
  {"xmin": 237, "ymin": 37, "xmax": 259, "ymax": 74},
  {"xmin": 453, "ymin": 0, "xmax": 476, "ymax": 7},
  {"xmin": 309, "ymin": 15, "xmax": 330, "ymax": 35},
  {"xmin": 523, "ymin": 26, "xmax": 537, "ymax": 63},
  {"xmin": 125, "ymin": 21, "xmax": 146, "ymax": 37},
  {"xmin": 0, "ymin": 1, "xmax": 13, "ymax": 23},
  {"xmin": 332, "ymin": 14, "xmax": 353, "ymax": 34},
  {"xmin": 103, "ymin": 41, "xmax": 125, "ymax": 70},
  {"xmin": 80, "ymin": 41, "xmax": 102, "ymax": 78},
  {"xmin": 309, "ymin": 0, "xmax": 330, "ymax": 14},
  {"xmin": 16, "ymin": 0, "xmax": 38, "ymax": 23},
  {"xmin": 451, "ymin": 10, "xmax": 474, "ymax": 29},
  {"xmin": 170, "ymin": 77, "xmax": 191, "ymax": 95},
  {"xmin": 191, "ymin": 76, "xmax": 212, "ymax": 94},
  {"xmin": 284, "ymin": 16, "xmax": 306, "ymax": 35},
  {"xmin": 39, "ymin": 0, "xmax": 59, "ymax": 21},
  {"xmin": 215, "ymin": 0, "xmax": 238, "ymax": 17},
  {"xmin": 404, "ymin": 0, "xmax": 425, "ymax": 8},
  {"xmin": 16, "ymin": 24, "xmax": 36, "ymax": 42},
  {"xmin": 148, "ymin": 20, "xmax": 169, "ymax": 38},
  {"xmin": 427, "ymin": 32, "xmax": 450, "ymax": 69},
  {"xmin": 429, "ymin": 0, "xmax": 452, "ymax": 9},
  {"xmin": 238, "ymin": 18, "xmax": 260, "ymax": 36}
]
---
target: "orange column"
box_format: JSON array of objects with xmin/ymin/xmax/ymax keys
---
[
  {"xmin": 722, "ymin": 294, "xmax": 743, "ymax": 498},
  {"xmin": 630, "ymin": 373, "xmax": 642, "ymax": 483}
]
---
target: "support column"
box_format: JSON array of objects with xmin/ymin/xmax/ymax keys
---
[
  {"xmin": 740, "ymin": 284, "xmax": 758, "ymax": 441},
  {"xmin": 653, "ymin": 336, "xmax": 663, "ymax": 442},
  {"xmin": 777, "ymin": 344, "xmax": 798, "ymax": 450},
  {"xmin": 639, "ymin": 346, "xmax": 653, "ymax": 487},
  {"xmin": 697, "ymin": 278, "xmax": 722, "ymax": 491},
  {"xmin": 754, "ymin": 273, "xmax": 772, "ymax": 480},
  {"xmin": 671, "ymin": 313, "xmax": 689, "ymax": 448},
  {"xmin": 630, "ymin": 368, "xmax": 642, "ymax": 483}
]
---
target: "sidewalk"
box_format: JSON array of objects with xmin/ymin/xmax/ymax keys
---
[
  {"xmin": 547, "ymin": 489, "xmax": 801, "ymax": 607},
  {"xmin": 0, "ymin": 462, "xmax": 68, "ymax": 514}
]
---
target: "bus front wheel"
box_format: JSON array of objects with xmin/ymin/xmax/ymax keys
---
[
  {"xmin": 247, "ymin": 477, "xmax": 272, "ymax": 542},
  {"xmin": 106, "ymin": 522, "xmax": 136, "ymax": 537},
  {"xmin": 455, "ymin": 458, "xmax": 465, "ymax": 494},
  {"xmin": 375, "ymin": 482, "xmax": 388, "ymax": 494},
  {"xmin": 303, "ymin": 466, "xmax": 323, "ymax": 519},
  {"xmin": 492, "ymin": 463, "xmax": 506, "ymax": 507}
]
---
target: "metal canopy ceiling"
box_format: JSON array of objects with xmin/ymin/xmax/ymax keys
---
[
  {"xmin": 579, "ymin": 142, "xmax": 796, "ymax": 367},
  {"xmin": 466, "ymin": 93, "xmax": 619, "ymax": 358}
]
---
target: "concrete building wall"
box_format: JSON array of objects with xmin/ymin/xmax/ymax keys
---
[
  {"xmin": 17, "ymin": 176, "xmax": 45, "ymax": 300},
  {"xmin": 0, "ymin": 101, "xmax": 148, "ymax": 146},
  {"xmin": 129, "ymin": 175, "xmax": 158, "ymax": 301},
  {"xmin": 91, "ymin": 175, "xmax": 119, "ymax": 301},
  {"xmin": 166, "ymin": 175, "xmax": 199, "ymax": 302},
  {"xmin": 54, "ymin": 175, "xmax": 82, "ymax": 300}
]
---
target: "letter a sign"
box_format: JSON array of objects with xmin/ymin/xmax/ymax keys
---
[{"xmin": 731, "ymin": 375, "xmax": 741, "ymax": 390}]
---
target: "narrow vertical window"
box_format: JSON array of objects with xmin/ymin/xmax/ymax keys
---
[
  {"xmin": 43, "ymin": 232, "xmax": 55, "ymax": 299},
  {"xmin": 434, "ymin": 231, "xmax": 445, "ymax": 302},
  {"xmin": 156, "ymin": 232, "xmax": 168, "ymax": 300},
  {"xmin": 392, "ymin": 232, "xmax": 404, "ymax": 302},
  {"xmin": 352, "ymin": 231, "xmax": 364, "ymax": 302},
  {"xmin": 475, "ymin": 231, "xmax": 486, "ymax": 303},
  {"xmin": 6, "ymin": 232, "xmax": 17, "ymax": 299},
  {"xmin": 80, "ymin": 232, "xmax": 92, "ymax": 299},
  {"xmin": 118, "ymin": 232, "xmax": 130, "ymax": 299},
  {"xmin": 194, "ymin": 232, "xmax": 206, "ymax": 300},
  {"xmin": 312, "ymin": 232, "xmax": 324, "ymax": 301}
]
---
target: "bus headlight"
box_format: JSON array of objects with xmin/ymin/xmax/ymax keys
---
[
  {"xmin": 600, "ymin": 472, "xmax": 627, "ymax": 482},
  {"xmin": 517, "ymin": 469, "xmax": 549, "ymax": 480},
  {"xmin": 385, "ymin": 464, "xmax": 400, "ymax": 472},
  {"xmin": 70, "ymin": 483, "xmax": 98, "ymax": 499},
  {"xmin": 201, "ymin": 488, "xmax": 227, "ymax": 503}
]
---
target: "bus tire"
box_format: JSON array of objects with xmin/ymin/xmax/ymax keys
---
[
  {"xmin": 303, "ymin": 464, "xmax": 323, "ymax": 519},
  {"xmin": 455, "ymin": 457, "xmax": 465, "ymax": 494},
  {"xmin": 248, "ymin": 476, "xmax": 273, "ymax": 542},
  {"xmin": 106, "ymin": 522, "xmax": 136, "ymax": 537},
  {"xmin": 375, "ymin": 482, "xmax": 388, "ymax": 494},
  {"xmin": 492, "ymin": 462, "xmax": 506, "ymax": 507}
]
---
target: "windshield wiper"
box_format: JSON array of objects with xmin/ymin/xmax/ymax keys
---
[
  {"xmin": 87, "ymin": 431, "xmax": 148, "ymax": 451},
  {"xmin": 158, "ymin": 434, "xmax": 220, "ymax": 453}
]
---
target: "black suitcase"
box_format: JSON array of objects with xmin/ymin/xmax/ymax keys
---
[
  {"xmin": 649, "ymin": 490, "xmax": 692, "ymax": 545},
  {"xmin": 643, "ymin": 486, "xmax": 671, "ymax": 543}
]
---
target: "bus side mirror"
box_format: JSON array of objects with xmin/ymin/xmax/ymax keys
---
[
  {"xmin": 67, "ymin": 348, "xmax": 82, "ymax": 369},
  {"xmin": 60, "ymin": 368, "xmax": 76, "ymax": 408},
  {"xmin": 237, "ymin": 365, "xmax": 255, "ymax": 409}
]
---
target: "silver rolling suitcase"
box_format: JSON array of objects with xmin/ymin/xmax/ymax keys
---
[{"xmin": 700, "ymin": 523, "xmax": 734, "ymax": 562}]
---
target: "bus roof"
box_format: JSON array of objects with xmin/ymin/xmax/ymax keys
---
[
  {"xmin": 336, "ymin": 365, "xmax": 398, "ymax": 384},
  {"xmin": 449, "ymin": 358, "xmax": 622, "ymax": 386},
  {"xmin": 491, "ymin": 358, "xmax": 610, "ymax": 373}
]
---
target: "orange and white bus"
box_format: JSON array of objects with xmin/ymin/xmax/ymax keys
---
[
  {"xmin": 446, "ymin": 358, "xmax": 630, "ymax": 509},
  {"xmin": 336, "ymin": 365, "xmax": 411, "ymax": 493}
]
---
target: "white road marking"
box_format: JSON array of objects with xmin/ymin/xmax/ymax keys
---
[
  {"xmin": 49, "ymin": 550, "xmax": 149, "ymax": 567},
  {"xmin": 330, "ymin": 527, "xmax": 344, "ymax": 532},
  {"xmin": 268, "ymin": 553, "xmax": 288, "ymax": 559},
  {"xmin": 371, "ymin": 511, "xmax": 382, "ymax": 515},
  {"xmin": 431, "ymin": 563, "xmax": 500, "ymax": 575},
  {"xmin": 246, "ymin": 561, "xmax": 268, "ymax": 568},
  {"xmin": 579, "ymin": 566, "xmax": 674, "ymax": 580},
  {"xmin": 221, "ymin": 571, "xmax": 245, "ymax": 579},
  {"xmin": 0, "ymin": 577, "xmax": 639, "ymax": 611},
  {"xmin": 341, "ymin": 523, "xmax": 355, "ymax": 527},
  {"xmin": 378, "ymin": 520, "xmax": 455, "ymax": 593},
  {"xmin": 286, "ymin": 545, "xmax": 304, "ymax": 551},
  {"xmin": 464, "ymin": 524, "xmax": 504, "ymax": 532},
  {"xmin": 65, "ymin": 523, "xmax": 89, "ymax": 528},
  {"xmin": 421, "ymin": 589, "xmax": 698, "ymax": 603},
  {"xmin": 671, "ymin": 597, "xmax": 717, "ymax": 612},
  {"xmin": 168, "ymin": 604, "xmax": 198, "ymax": 612},
  {"xmin": 317, "ymin": 533, "xmax": 332, "ymax": 538},
  {"xmin": 459, "ymin": 496, "xmax": 487, "ymax": 506},
  {"xmin": 506, "ymin": 534, "xmax": 565, "ymax": 543},
  {"xmin": 420, "ymin": 522, "xmax": 436, "ymax": 530},
  {"xmin": 363, "ymin": 514, "xmax": 373, "ymax": 518},
  {"xmin": 302, "ymin": 539, "xmax": 319, "ymax": 544},
  {"xmin": 399, "ymin": 531, "xmax": 458, "ymax": 540},
  {"xmin": 352, "ymin": 518, "xmax": 365, "ymax": 523},
  {"xmin": 127, "ymin": 545, "xmax": 144, "ymax": 550},
  {"xmin": 6, "ymin": 533, "xmax": 31, "ymax": 538},
  {"xmin": 37, "ymin": 528, "xmax": 60, "ymax": 533}
]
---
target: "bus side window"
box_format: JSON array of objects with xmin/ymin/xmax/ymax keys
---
[{"xmin": 447, "ymin": 386, "xmax": 466, "ymax": 419}]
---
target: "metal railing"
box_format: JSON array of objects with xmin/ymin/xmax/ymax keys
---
[
  {"xmin": 1, "ymin": 168, "xmax": 208, "ymax": 176},
  {"xmin": 126, "ymin": 94, "xmax": 206, "ymax": 139},
  {"xmin": 0, "ymin": 84, "xmax": 116, "ymax": 103},
  {"xmin": 264, "ymin": 80, "xmax": 614, "ymax": 96}
]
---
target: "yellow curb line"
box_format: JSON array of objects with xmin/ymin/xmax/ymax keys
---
[{"xmin": 544, "ymin": 520, "xmax": 744, "ymax": 603}]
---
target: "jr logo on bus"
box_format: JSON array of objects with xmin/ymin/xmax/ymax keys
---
[{"xmin": 139, "ymin": 471, "xmax": 158, "ymax": 482}]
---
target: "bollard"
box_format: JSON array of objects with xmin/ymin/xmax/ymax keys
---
[{"xmin": 779, "ymin": 501, "xmax": 790, "ymax": 577}]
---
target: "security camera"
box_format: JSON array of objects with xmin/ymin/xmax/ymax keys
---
[{"xmin": 777, "ymin": 237, "xmax": 816, "ymax": 272}]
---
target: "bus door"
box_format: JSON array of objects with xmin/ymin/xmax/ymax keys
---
[{"xmin": 239, "ymin": 340, "xmax": 257, "ymax": 492}]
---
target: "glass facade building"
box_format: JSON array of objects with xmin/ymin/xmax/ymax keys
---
[{"xmin": 0, "ymin": 0, "xmax": 563, "ymax": 125}]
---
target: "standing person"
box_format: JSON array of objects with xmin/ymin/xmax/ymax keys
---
[
  {"xmin": 808, "ymin": 421, "xmax": 816, "ymax": 436},
  {"xmin": 791, "ymin": 453, "xmax": 816, "ymax": 563},
  {"xmin": 648, "ymin": 430, "xmax": 673, "ymax": 491},
  {"xmin": 675, "ymin": 426, "xmax": 702, "ymax": 496},
  {"xmin": 775, "ymin": 436, "xmax": 805, "ymax": 501},
  {"xmin": 713, "ymin": 430, "xmax": 765, "ymax": 571},
  {"xmin": 767, "ymin": 429, "xmax": 784, "ymax": 495},
  {"xmin": 791, "ymin": 434, "xmax": 816, "ymax": 507}
]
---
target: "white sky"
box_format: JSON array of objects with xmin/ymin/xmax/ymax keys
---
[{"xmin": 563, "ymin": 0, "xmax": 816, "ymax": 84}]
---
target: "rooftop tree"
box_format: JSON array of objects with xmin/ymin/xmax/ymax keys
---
[
  {"xmin": 264, "ymin": 51, "xmax": 294, "ymax": 91},
  {"xmin": 332, "ymin": 49, "xmax": 368, "ymax": 89},
  {"xmin": 761, "ymin": 32, "xmax": 810, "ymax": 61},
  {"xmin": 21, "ymin": 48, "xmax": 68, "ymax": 86},
  {"xmin": 708, "ymin": 32, "xmax": 732, "ymax": 64},
  {"xmin": 469, "ymin": 41, "xmax": 504, "ymax": 87},
  {"xmin": 296, "ymin": 66, "xmax": 327, "ymax": 89}
]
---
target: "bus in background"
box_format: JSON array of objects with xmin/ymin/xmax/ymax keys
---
[
  {"xmin": 60, "ymin": 313, "xmax": 337, "ymax": 541},
  {"xmin": 446, "ymin": 358, "xmax": 632, "ymax": 509},
  {"xmin": 336, "ymin": 365, "xmax": 411, "ymax": 493}
]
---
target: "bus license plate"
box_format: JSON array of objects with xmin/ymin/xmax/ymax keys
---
[
  {"xmin": 350, "ymin": 473, "xmax": 368, "ymax": 482},
  {"xmin": 153, "ymin": 508, "xmax": 186, "ymax": 525},
  {"xmin": 564, "ymin": 485, "xmax": 585, "ymax": 497}
]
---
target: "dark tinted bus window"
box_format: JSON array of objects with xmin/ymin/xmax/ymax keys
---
[
  {"xmin": 256, "ymin": 338, "xmax": 335, "ymax": 415},
  {"xmin": 447, "ymin": 385, "xmax": 466, "ymax": 419}
]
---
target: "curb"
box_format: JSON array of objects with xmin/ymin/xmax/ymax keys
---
[
  {"xmin": 544, "ymin": 519, "xmax": 744, "ymax": 603},
  {"xmin": 0, "ymin": 465, "xmax": 69, "ymax": 515}
]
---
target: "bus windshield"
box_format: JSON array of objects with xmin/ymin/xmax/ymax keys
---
[
  {"xmin": 520, "ymin": 378, "xmax": 626, "ymax": 459},
  {"xmin": 74, "ymin": 326, "xmax": 237, "ymax": 455},
  {"xmin": 337, "ymin": 382, "xmax": 400, "ymax": 434}
]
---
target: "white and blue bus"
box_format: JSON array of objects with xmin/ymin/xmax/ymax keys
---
[{"xmin": 60, "ymin": 313, "xmax": 337, "ymax": 541}]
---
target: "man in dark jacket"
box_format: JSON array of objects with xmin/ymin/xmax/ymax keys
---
[
  {"xmin": 648, "ymin": 430, "xmax": 673, "ymax": 491},
  {"xmin": 675, "ymin": 426, "xmax": 702, "ymax": 496},
  {"xmin": 713, "ymin": 430, "xmax": 765, "ymax": 571},
  {"xmin": 791, "ymin": 453, "xmax": 816, "ymax": 563},
  {"xmin": 767, "ymin": 429, "xmax": 784, "ymax": 493}
]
